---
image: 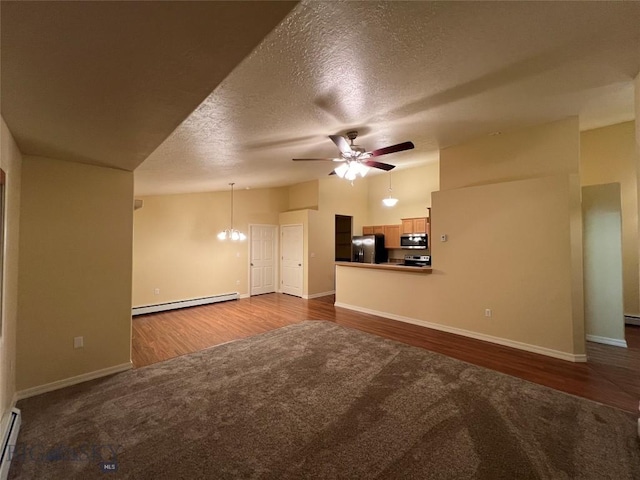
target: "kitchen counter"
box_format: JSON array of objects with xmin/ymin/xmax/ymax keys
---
[{"xmin": 335, "ymin": 261, "xmax": 432, "ymax": 274}]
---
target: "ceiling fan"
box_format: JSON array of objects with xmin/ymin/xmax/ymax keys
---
[{"xmin": 293, "ymin": 130, "xmax": 414, "ymax": 181}]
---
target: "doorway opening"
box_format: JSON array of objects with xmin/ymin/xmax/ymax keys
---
[{"xmin": 335, "ymin": 215, "xmax": 352, "ymax": 262}]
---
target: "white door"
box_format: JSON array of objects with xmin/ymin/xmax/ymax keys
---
[
  {"xmin": 281, "ymin": 224, "xmax": 303, "ymax": 297},
  {"xmin": 250, "ymin": 225, "xmax": 277, "ymax": 296}
]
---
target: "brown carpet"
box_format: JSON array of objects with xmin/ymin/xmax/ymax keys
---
[{"xmin": 9, "ymin": 321, "xmax": 640, "ymax": 479}]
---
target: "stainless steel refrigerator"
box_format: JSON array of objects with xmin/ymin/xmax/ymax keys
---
[{"xmin": 351, "ymin": 234, "xmax": 388, "ymax": 264}]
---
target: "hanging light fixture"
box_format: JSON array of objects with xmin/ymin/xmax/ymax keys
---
[
  {"xmin": 382, "ymin": 173, "xmax": 398, "ymax": 207},
  {"xmin": 217, "ymin": 182, "xmax": 246, "ymax": 241}
]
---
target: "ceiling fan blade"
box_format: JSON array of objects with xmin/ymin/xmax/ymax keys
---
[
  {"xmin": 369, "ymin": 141, "xmax": 414, "ymax": 157},
  {"xmin": 362, "ymin": 160, "xmax": 396, "ymax": 171},
  {"xmin": 328, "ymin": 170, "xmax": 337, "ymax": 176},
  {"xmin": 329, "ymin": 134, "xmax": 352, "ymax": 155}
]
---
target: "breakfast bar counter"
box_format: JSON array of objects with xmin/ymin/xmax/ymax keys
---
[{"xmin": 335, "ymin": 261, "xmax": 432, "ymax": 274}]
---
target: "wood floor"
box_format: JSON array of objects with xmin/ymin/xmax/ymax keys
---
[{"xmin": 132, "ymin": 293, "xmax": 640, "ymax": 414}]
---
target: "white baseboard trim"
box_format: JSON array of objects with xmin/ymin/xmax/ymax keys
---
[
  {"xmin": 303, "ymin": 291, "xmax": 335, "ymax": 300},
  {"xmin": 132, "ymin": 292, "xmax": 239, "ymax": 316},
  {"xmin": 0, "ymin": 407, "xmax": 21, "ymax": 480},
  {"xmin": 239, "ymin": 293, "xmax": 250, "ymax": 299},
  {"xmin": 335, "ymin": 302, "xmax": 587, "ymax": 363},
  {"xmin": 16, "ymin": 362, "xmax": 133, "ymax": 401},
  {"xmin": 586, "ymin": 334, "xmax": 627, "ymax": 348}
]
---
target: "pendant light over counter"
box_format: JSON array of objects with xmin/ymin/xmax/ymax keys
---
[
  {"xmin": 382, "ymin": 173, "xmax": 398, "ymax": 207},
  {"xmin": 217, "ymin": 182, "xmax": 246, "ymax": 241}
]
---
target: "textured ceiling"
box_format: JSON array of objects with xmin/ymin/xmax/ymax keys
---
[
  {"xmin": 0, "ymin": 1, "xmax": 297, "ymax": 170},
  {"xmin": 2, "ymin": 2, "xmax": 639, "ymax": 196},
  {"xmin": 136, "ymin": 1, "xmax": 640, "ymax": 195}
]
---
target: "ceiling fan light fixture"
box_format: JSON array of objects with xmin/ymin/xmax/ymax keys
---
[
  {"xmin": 357, "ymin": 163, "xmax": 370, "ymax": 177},
  {"xmin": 218, "ymin": 182, "xmax": 246, "ymax": 242},
  {"xmin": 294, "ymin": 131, "xmax": 413, "ymax": 181},
  {"xmin": 334, "ymin": 161, "xmax": 370, "ymax": 181},
  {"xmin": 334, "ymin": 163, "xmax": 349, "ymax": 178}
]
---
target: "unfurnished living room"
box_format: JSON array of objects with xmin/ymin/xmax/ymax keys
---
[{"xmin": 1, "ymin": 1, "xmax": 640, "ymax": 479}]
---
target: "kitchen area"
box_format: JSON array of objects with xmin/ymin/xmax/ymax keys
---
[{"xmin": 335, "ymin": 210, "xmax": 432, "ymax": 274}]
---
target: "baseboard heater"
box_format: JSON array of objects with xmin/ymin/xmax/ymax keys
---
[
  {"xmin": 0, "ymin": 408, "xmax": 21, "ymax": 480},
  {"xmin": 625, "ymin": 315, "xmax": 640, "ymax": 326},
  {"xmin": 132, "ymin": 292, "xmax": 239, "ymax": 316}
]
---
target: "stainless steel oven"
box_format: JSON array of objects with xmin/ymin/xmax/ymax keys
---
[
  {"xmin": 400, "ymin": 233, "xmax": 427, "ymax": 249},
  {"xmin": 403, "ymin": 254, "xmax": 431, "ymax": 267}
]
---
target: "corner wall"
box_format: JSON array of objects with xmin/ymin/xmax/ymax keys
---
[
  {"xmin": 0, "ymin": 118, "xmax": 23, "ymax": 420},
  {"xmin": 16, "ymin": 156, "xmax": 134, "ymax": 391}
]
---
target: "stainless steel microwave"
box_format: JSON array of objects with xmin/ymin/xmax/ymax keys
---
[{"xmin": 400, "ymin": 233, "xmax": 428, "ymax": 249}]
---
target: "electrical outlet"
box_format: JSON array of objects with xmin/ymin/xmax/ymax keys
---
[
  {"xmin": 440, "ymin": 234, "xmax": 448, "ymax": 242},
  {"xmin": 236, "ymin": 280, "xmax": 240, "ymax": 285},
  {"xmin": 74, "ymin": 336, "xmax": 84, "ymax": 349},
  {"xmin": 154, "ymin": 288, "xmax": 160, "ymax": 295},
  {"xmin": 484, "ymin": 309, "xmax": 492, "ymax": 318}
]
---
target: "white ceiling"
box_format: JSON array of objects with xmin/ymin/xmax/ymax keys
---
[{"xmin": 3, "ymin": 2, "xmax": 639, "ymax": 196}]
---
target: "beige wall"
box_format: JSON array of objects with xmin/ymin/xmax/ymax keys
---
[
  {"xmin": 440, "ymin": 117, "xmax": 579, "ymax": 190},
  {"xmin": 337, "ymin": 118, "xmax": 585, "ymax": 359},
  {"xmin": 337, "ymin": 175, "xmax": 584, "ymax": 357},
  {"xmin": 367, "ymin": 163, "xmax": 439, "ymax": 225},
  {"xmin": 308, "ymin": 177, "xmax": 370, "ymax": 295},
  {"xmin": 582, "ymin": 184, "xmax": 625, "ymax": 343},
  {"xmin": 636, "ymin": 74, "xmax": 640, "ymax": 319},
  {"xmin": 17, "ymin": 156, "xmax": 134, "ymax": 390},
  {"xmin": 133, "ymin": 187, "xmax": 287, "ymax": 306},
  {"xmin": 581, "ymin": 122, "xmax": 639, "ymax": 316},
  {"xmin": 0, "ymin": 118, "xmax": 22, "ymax": 420},
  {"xmin": 288, "ymin": 180, "xmax": 318, "ymax": 210},
  {"xmin": 133, "ymin": 177, "xmax": 368, "ymax": 303}
]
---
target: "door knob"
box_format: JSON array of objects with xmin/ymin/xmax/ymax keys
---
[
  {"xmin": 298, "ymin": 263, "xmax": 302, "ymax": 266},
  {"xmin": 251, "ymin": 263, "xmax": 254, "ymax": 266}
]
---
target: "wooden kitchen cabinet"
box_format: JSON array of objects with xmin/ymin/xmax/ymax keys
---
[
  {"xmin": 414, "ymin": 217, "xmax": 427, "ymax": 234},
  {"xmin": 362, "ymin": 224, "xmax": 401, "ymax": 249},
  {"xmin": 401, "ymin": 219, "xmax": 414, "ymax": 235},
  {"xmin": 401, "ymin": 217, "xmax": 428, "ymax": 234},
  {"xmin": 383, "ymin": 225, "xmax": 401, "ymax": 248},
  {"xmin": 363, "ymin": 225, "xmax": 385, "ymax": 235}
]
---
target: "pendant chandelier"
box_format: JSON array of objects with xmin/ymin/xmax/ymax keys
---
[
  {"xmin": 217, "ymin": 182, "xmax": 246, "ymax": 241},
  {"xmin": 382, "ymin": 173, "xmax": 398, "ymax": 207}
]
